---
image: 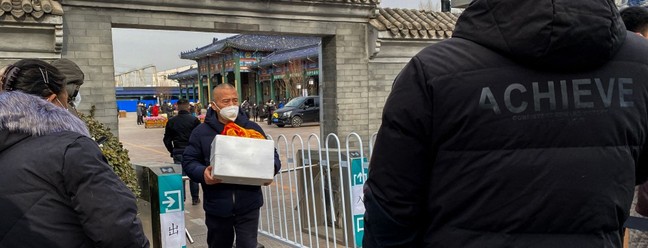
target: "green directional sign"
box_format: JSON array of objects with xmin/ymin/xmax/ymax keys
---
[
  {"xmin": 350, "ymin": 157, "xmax": 368, "ymax": 248},
  {"xmin": 158, "ymin": 174, "xmax": 183, "ymax": 213},
  {"xmin": 157, "ymin": 173, "xmax": 186, "ymax": 248}
]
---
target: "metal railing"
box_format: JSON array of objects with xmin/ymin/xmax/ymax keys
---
[{"xmin": 259, "ymin": 132, "xmax": 375, "ymax": 248}]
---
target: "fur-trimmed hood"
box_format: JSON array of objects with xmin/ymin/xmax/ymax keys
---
[{"xmin": 0, "ymin": 91, "xmax": 89, "ymax": 152}]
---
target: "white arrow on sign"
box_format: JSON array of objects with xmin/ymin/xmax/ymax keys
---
[
  {"xmin": 162, "ymin": 190, "xmax": 182, "ymax": 212},
  {"xmin": 162, "ymin": 196, "xmax": 175, "ymax": 209}
]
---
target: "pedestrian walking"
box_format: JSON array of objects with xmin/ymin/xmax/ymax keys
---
[
  {"xmin": 252, "ymin": 103, "xmax": 259, "ymax": 122},
  {"xmin": 190, "ymin": 102, "xmax": 196, "ymax": 117},
  {"xmin": 140, "ymin": 104, "xmax": 147, "ymax": 123},
  {"xmin": 183, "ymin": 83, "xmax": 281, "ymax": 248},
  {"xmin": 136, "ymin": 102, "xmax": 143, "ymax": 125},
  {"xmin": 146, "ymin": 104, "xmax": 152, "ymax": 117},
  {"xmin": 241, "ymin": 99, "xmax": 250, "ymax": 120},
  {"xmin": 364, "ymin": 1, "xmax": 648, "ymax": 247},
  {"xmin": 0, "ymin": 59, "xmax": 149, "ymax": 247},
  {"xmin": 151, "ymin": 104, "xmax": 159, "ymax": 117},
  {"xmin": 163, "ymin": 99, "xmax": 202, "ymax": 205},
  {"xmin": 265, "ymin": 99, "xmax": 275, "ymax": 125}
]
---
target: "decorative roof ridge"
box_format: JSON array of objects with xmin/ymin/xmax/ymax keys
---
[
  {"xmin": 168, "ymin": 67, "xmax": 198, "ymax": 80},
  {"xmin": 0, "ymin": 0, "xmax": 63, "ymax": 19},
  {"xmin": 181, "ymin": 34, "xmax": 320, "ymax": 60},
  {"xmin": 180, "ymin": 35, "xmax": 240, "ymax": 56},
  {"xmin": 258, "ymin": 44, "xmax": 319, "ymax": 67},
  {"xmin": 371, "ymin": 7, "xmax": 459, "ymax": 40},
  {"xmin": 266, "ymin": 43, "xmax": 320, "ymax": 56}
]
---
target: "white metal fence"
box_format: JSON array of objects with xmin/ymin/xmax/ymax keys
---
[{"xmin": 259, "ymin": 132, "xmax": 378, "ymax": 248}]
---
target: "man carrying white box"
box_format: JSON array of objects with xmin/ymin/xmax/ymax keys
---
[{"xmin": 183, "ymin": 83, "xmax": 281, "ymax": 248}]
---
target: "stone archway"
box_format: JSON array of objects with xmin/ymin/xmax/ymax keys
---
[
  {"xmin": 58, "ymin": 0, "xmax": 377, "ymax": 139},
  {"xmin": 1, "ymin": 0, "xmax": 459, "ymax": 140}
]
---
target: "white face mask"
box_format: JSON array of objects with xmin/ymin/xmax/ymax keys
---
[
  {"xmin": 218, "ymin": 105, "xmax": 239, "ymax": 121},
  {"xmin": 72, "ymin": 89, "xmax": 82, "ymax": 107}
]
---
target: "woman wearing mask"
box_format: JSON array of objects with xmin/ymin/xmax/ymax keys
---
[{"xmin": 0, "ymin": 59, "xmax": 149, "ymax": 248}]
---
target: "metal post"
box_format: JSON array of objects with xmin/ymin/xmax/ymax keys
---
[
  {"xmin": 235, "ymin": 49, "xmax": 243, "ymax": 101},
  {"xmin": 192, "ymin": 80, "xmax": 197, "ymax": 103},
  {"xmin": 207, "ymin": 58, "xmax": 212, "ymax": 103}
]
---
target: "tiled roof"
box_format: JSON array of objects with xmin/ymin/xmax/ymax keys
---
[
  {"xmin": 258, "ymin": 44, "xmax": 319, "ymax": 67},
  {"xmin": 0, "ymin": 0, "xmax": 63, "ymax": 19},
  {"xmin": 181, "ymin": 35, "xmax": 321, "ymax": 60},
  {"xmin": 168, "ymin": 68, "xmax": 198, "ymax": 80},
  {"xmin": 370, "ymin": 8, "xmax": 458, "ymax": 39}
]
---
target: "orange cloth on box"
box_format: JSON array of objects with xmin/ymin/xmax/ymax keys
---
[{"xmin": 221, "ymin": 122, "xmax": 265, "ymax": 139}]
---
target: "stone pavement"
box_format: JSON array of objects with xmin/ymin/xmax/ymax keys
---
[{"xmin": 118, "ymin": 113, "xmax": 320, "ymax": 248}]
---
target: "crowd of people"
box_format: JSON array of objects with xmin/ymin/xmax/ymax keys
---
[
  {"xmin": 135, "ymin": 100, "xmax": 205, "ymax": 125},
  {"xmin": 238, "ymin": 98, "xmax": 290, "ymax": 123}
]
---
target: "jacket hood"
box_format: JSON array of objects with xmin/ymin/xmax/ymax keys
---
[
  {"xmin": 453, "ymin": 0, "xmax": 626, "ymax": 71},
  {"xmin": 0, "ymin": 91, "xmax": 89, "ymax": 152}
]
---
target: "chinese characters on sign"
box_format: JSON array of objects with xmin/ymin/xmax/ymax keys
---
[{"xmin": 168, "ymin": 223, "xmax": 179, "ymax": 236}]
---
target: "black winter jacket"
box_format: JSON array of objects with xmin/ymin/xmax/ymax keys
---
[
  {"xmin": 182, "ymin": 108, "xmax": 281, "ymax": 217},
  {"xmin": 163, "ymin": 110, "xmax": 201, "ymax": 156},
  {"xmin": 0, "ymin": 91, "xmax": 149, "ymax": 248},
  {"xmin": 364, "ymin": 0, "xmax": 648, "ymax": 247}
]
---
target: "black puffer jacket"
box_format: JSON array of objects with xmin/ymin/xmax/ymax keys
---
[
  {"xmin": 163, "ymin": 110, "xmax": 201, "ymax": 156},
  {"xmin": 364, "ymin": 0, "xmax": 648, "ymax": 247},
  {"xmin": 0, "ymin": 91, "xmax": 149, "ymax": 248}
]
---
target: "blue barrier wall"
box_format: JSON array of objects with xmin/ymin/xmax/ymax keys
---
[
  {"xmin": 117, "ymin": 99, "xmax": 140, "ymax": 112},
  {"xmin": 117, "ymin": 99, "xmax": 194, "ymax": 112}
]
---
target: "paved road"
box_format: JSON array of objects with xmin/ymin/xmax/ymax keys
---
[{"xmin": 118, "ymin": 113, "xmax": 319, "ymax": 248}]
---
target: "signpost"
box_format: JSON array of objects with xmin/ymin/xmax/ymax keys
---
[
  {"xmin": 158, "ymin": 172, "xmax": 185, "ymax": 248},
  {"xmin": 136, "ymin": 163, "xmax": 186, "ymax": 248},
  {"xmin": 350, "ymin": 155, "xmax": 368, "ymax": 248}
]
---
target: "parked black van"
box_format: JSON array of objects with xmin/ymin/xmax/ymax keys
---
[{"xmin": 271, "ymin": 96, "xmax": 319, "ymax": 127}]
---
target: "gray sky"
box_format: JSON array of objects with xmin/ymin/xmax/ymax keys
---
[
  {"xmin": 111, "ymin": 29, "xmax": 233, "ymax": 74},
  {"xmin": 112, "ymin": 0, "xmax": 439, "ymax": 74}
]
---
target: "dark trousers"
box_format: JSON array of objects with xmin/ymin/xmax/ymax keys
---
[
  {"xmin": 266, "ymin": 109, "xmax": 274, "ymax": 125},
  {"xmin": 206, "ymin": 209, "xmax": 259, "ymax": 248},
  {"xmin": 173, "ymin": 154, "xmax": 199, "ymax": 201},
  {"xmin": 136, "ymin": 114, "xmax": 143, "ymax": 125}
]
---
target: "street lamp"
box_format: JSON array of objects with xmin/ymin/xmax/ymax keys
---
[
  {"xmin": 296, "ymin": 84, "xmax": 302, "ymax": 89},
  {"xmin": 308, "ymin": 77, "xmax": 314, "ymax": 85}
]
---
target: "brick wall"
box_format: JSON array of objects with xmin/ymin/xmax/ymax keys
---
[
  {"xmin": 328, "ymin": 23, "xmax": 371, "ymax": 142},
  {"xmin": 368, "ymin": 62, "xmax": 407, "ymax": 133},
  {"xmin": 62, "ymin": 7, "xmax": 118, "ymax": 131},
  {"xmin": 366, "ymin": 39, "xmax": 435, "ymax": 135}
]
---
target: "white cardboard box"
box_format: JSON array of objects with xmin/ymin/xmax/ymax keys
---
[{"xmin": 210, "ymin": 134, "xmax": 275, "ymax": 186}]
